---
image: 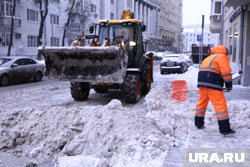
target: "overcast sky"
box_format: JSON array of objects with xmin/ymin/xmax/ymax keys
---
[{"xmin": 183, "ymin": 0, "xmax": 211, "ymax": 25}]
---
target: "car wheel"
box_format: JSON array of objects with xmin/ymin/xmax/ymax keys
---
[
  {"xmin": 0, "ymin": 75, "xmax": 9, "ymax": 86},
  {"xmin": 180, "ymin": 66, "xmax": 184, "ymax": 74},
  {"xmin": 33, "ymin": 72, "xmax": 43, "ymax": 82}
]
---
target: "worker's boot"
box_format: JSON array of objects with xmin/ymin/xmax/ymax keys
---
[
  {"xmin": 195, "ymin": 116, "xmax": 204, "ymax": 129},
  {"xmin": 218, "ymin": 119, "xmax": 236, "ymax": 135}
]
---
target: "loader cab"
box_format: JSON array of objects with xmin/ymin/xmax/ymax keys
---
[{"xmin": 98, "ymin": 21, "xmax": 145, "ymax": 68}]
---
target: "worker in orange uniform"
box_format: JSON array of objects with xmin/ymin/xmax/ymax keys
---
[{"xmin": 195, "ymin": 45, "xmax": 236, "ymax": 135}]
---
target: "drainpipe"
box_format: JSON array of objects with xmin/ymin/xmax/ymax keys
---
[
  {"xmin": 239, "ymin": 5, "xmax": 247, "ymax": 84},
  {"xmin": 220, "ymin": 0, "xmax": 224, "ymax": 44}
]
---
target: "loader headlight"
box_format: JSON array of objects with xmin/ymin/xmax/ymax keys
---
[{"xmin": 129, "ymin": 41, "xmax": 136, "ymax": 47}]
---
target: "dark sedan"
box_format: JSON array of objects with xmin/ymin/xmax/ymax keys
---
[
  {"xmin": 160, "ymin": 54, "xmax": 189, "ymax": 74},
  {"xmin": 0, "ymin": 56, "xmax": 45, "ymax": 86}
]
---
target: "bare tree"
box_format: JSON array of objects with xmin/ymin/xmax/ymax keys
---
[
  {"xmin": 62, "ymin": 0, "xmax": 91, "ymax": 46},
  {"xmin": 62, "ymin": 0, "xmax": 76, "ymax": 46},
  {"xmin": 35, "ymin": 0, "xmax": 59, "ymax": 59},
  {"xmin": 7, "ymin": 0, "xmax": 17, "ymax": 56}
]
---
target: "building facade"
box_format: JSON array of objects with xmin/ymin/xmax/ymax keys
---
[
  {"xmin": 0, "ymin": 0, "xmax": 67, "ymax": 57},
  {"xmin": 159, "ymin": 0, "xmax": 183, "ymax": 52},
  {"xmin": 0, "ymin": 0, "xmax": 183, "ymax": 57},
  {"xmin": 182, "ymin": 24, "xmax": 220, "ymax": 52},
  {"xmin": 210, "ymin": 0, "xmax": 250, "ymax": 86},
  {"xmin": 0, "ymin": 0, "xmax": 100, "ymax": 57}
]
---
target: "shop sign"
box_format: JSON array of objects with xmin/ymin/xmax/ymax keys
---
[{"xmin": 229, "ymin": 7, "xmax": 242, "ymax": 22}]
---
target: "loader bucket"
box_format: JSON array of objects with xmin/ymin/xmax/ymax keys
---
[{"xmin": 38, "ymin": 46, "xmax": 128, "ymax": 83}]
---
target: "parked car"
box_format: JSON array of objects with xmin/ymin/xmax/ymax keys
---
[
  {"xmin": 0, "ymin": 56, "xmax": 45, "ymax": 86},
  {"xmin": 184, "ymin": 53, "xmax": 193, "ymax": 67},
  {"xmin": 160, "ymin": 54, "xmax": 189, "ymax": 74},
  {"xmin": 154, "ymin": 51, "xmax": 174, "ymax": 61},
  {"xmin": 154, "ymin": 52, "xmax": 165, "ymax": 61}
]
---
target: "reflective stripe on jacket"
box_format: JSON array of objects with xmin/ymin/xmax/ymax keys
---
[{"xmin": 197, "ymin": 54, "xmax": 232, "ymax": 91}]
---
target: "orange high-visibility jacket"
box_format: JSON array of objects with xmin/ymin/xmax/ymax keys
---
[{"xmin": 198, "ymin": 54, "xmax": 232, "ymax": 91}]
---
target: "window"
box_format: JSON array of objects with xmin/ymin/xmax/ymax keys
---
[
  {"xmin": 51, "ymin": 37, "xmax": 59, "ymax": 46},
  {"xmin": 12, "ymin": 58, "xmax": 36, "ymax": 66},
  {"xmin": 23, "ymin": 58, "xmax": 36, "ymax": 65},
  {"xmin": 214, "ymin": 1, "xmax": 222, "ymax": 14},
  {"xmin": 14, "ymin": 59, "xmax": 25, "ymax": 66},
  {"xmin": 2, "ymin": 34, "xmax": 11, "ymax": 46},
  {"xmin": 4, "ymin": 1, "xmax": 13, "ymax": 16},
  {"xmin": 91, "ymin": 4, "xmax": 96, "ymax": 13},
  {"xmin": 28, "ymin": 35, "xmax": 38, "ymax": 47},
  {"xmin": 50, "ymin": 14, "xmax": 59, "ymax": 25},
  {"xmin": 127, "ymin": 0, "xmax": 132, "ymax": 8},
  {"xmin": 110, "ymin": 13, "xmax": 114, "ymax": 19},
  {"xmin": 27, "ymin": 9, "xmax": 38, "ymax": 22}
]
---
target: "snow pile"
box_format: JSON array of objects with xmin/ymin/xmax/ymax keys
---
[
  {"xmin": 0, "ymin": 97, "xmax": 184, "ymax": 166},
  {"xmin": 1, "ymin": 64, "xmax": 250, "ymax": 166}
]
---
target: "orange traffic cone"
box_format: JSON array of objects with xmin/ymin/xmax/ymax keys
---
[{"xmin": 171, "ymin": 80, "xmax": 188, "ymax": 102}]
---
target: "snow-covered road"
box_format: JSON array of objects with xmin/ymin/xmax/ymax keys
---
[{"xmin": 0, "ymin": 63, "xmax": 250, "ymax": 167}]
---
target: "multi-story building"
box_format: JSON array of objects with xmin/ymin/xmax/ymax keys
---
[
  {"xmin": 0, "ymin": 0, "xmax": 183, "ymax": 57},
  {"xmin": 0, "ymin": 0, "xmax": 100, "ymax": 57},
  {"xmin": 0, "ymin": 0, "xmax": 66, "ymax": 57},
  {"xmin": 182, "ymin": 24, "xmax": 220, "ymax": 52},
  {"xmin": 159, "ymin": 0, "xmax": 183, "ymax": 52},
  {"xmin": 210, "ymin": 0, "xmax": 250, "ymax": 86}
]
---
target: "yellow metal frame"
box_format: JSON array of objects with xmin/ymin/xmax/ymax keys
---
[{"xmin": 99, "ymin": 19, "xmax": 142, "ymax": 24}]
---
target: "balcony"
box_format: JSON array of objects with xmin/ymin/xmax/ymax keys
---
[
  {"xmin": 225, "ymin": 0, "xmax": 250, "ymax": 7},
  {"xmin": 0, "ymin": 0, "xmax": 21, "ymax": 28},
  {"xmin": 210, "ymin": 14, "xmax": 222, "ymax": 33},
  {"xmin": 0, "ymin": 16, "xmax": 22, "ymax": 28}
]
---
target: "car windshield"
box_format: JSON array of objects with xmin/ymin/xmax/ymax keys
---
[{"xmin": 0, "ymin": 58, "xmax": 12, "ymax": 67}]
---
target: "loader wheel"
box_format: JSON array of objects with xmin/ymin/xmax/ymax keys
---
[
  {"xmin": 124, "ymin": 74, "xmax": 141, "ymax": 103},
  {"xmin": 70, "ymin": 82, "xmax": 90, "ymax": 101},
  {"xmin": 141, "ymin": 63, "xmax": 152, "ymax": 95}
]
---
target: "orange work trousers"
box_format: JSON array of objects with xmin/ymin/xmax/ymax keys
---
[{"xmin": 195, "ymin": 87, "xmax": 229, "ymax": 121}]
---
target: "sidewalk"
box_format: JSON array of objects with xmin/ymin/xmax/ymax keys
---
[
  {"xmin": 0, "ymin": 152, "xmax": 55, "ymax": 167},
  {"xmin": 225, "ymin": 85, "xmax": 250, "ymax": 101},
  {"xmin": 163, "ymin": 85, "xmax": 250, "ymax": 167}
]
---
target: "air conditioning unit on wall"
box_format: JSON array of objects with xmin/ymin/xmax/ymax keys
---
[{"xmin": 212, "ymin": 15, "xmax": 221, "ymax": 21}]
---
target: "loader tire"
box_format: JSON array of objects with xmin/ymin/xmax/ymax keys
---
[
  {"xmin": 141, "ymin": 62, "xmax": 152, "ymax": 95},
  {"xmin": 70, "ymin": 82, "xmax": 90, "ymax": 101},
  {"xmin": 124, "ymin": 74, "xmax": 141, "ymax": 103}
]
